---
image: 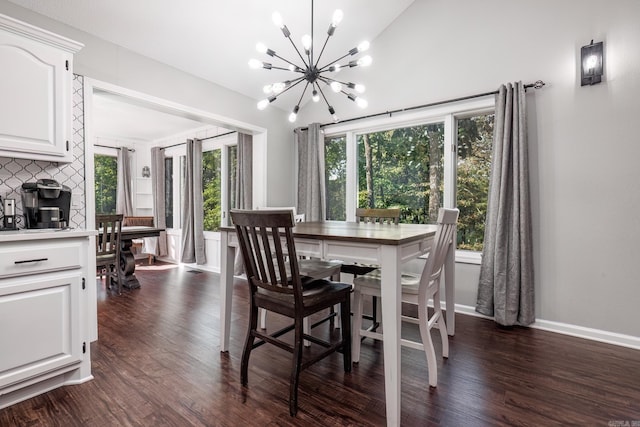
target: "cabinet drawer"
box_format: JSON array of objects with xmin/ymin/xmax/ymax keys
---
[{"xmin": 0, "ymin": 241, "xmax": 83, "ymax": 279}]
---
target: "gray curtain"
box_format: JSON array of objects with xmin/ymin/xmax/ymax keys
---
[
  {"xmin": 233, "ymin": 133, "xmax": 253, "ymax": 275},
  {"xmin": 151, "ymin": 147, "xmax": 168, "ymax": 257},
  {"xmin": 295, "ymin": 123, "xmax": 326, "ymax": 221},
  {"xmin": 476, "ymin": 81, "xmax": 535, "ymax": 326},
  {"xmin": 180, "ymin": 138, "xmax": 206, "ymax": 264},
  {"xmin": 236, "ymin": 132, "xmax": 253, "ymax": 210},
  {"xmin": 116, "ymin": 147, "xmax": 134, "ymax": 216}
]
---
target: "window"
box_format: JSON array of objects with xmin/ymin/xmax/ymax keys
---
[
  {"xmin": 356, "ymin": 123, "xmax": 444, "ymax": 223},
  {"xmin": 325, "ymin": 135, "xmax": 346, "ymax": 220},
  {"xmin": 202, "ymin": 148, "xmax": 222, "ymax": 231},
  {"xmin": 164, "ymin": 157, "xmax": 173, "ymax": 228},
  {"xmin": 202, "ymin": 135, "xmax": 237, "ymax": 232},
  {"xmin": 456, "ymin": 114, "xmax": 494, "ymax": 251},
  {"xmin": 161, "ymin": 134, "xmax": 238, "ymax": 233},
  {"xmin": 94, "ymin": 153, "xmax": 117, "ymax": 214},
  {"xmin": 324, "ymin": 100, "xmax": 494, "ymax": 255}
]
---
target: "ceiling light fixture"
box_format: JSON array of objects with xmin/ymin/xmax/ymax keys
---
[{"xmin": 249, "ymin": 0, "xmax": 371, "ymax": 123}]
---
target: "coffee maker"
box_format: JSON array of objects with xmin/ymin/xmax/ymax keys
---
[{"xmin": 21, "ymin": 179, "xmax": 72, "ymax": 229}]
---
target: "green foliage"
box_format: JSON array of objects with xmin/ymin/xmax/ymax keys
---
[
  {"xmin": 456, "ymin": 115, "xmax": 494, "ymax": 251},
  {"xmin": 357, "ymin": 123, "xmax": 444, "ymax": 224},
  {"xmin": 94, "ymin": 154, "xmax": 117, "ymax": 214},
  {"xmin": 325, "ymin": 113, "xmax": 494, "ymax": 252},
  {"xmin": 325, "ymin": 136, "xmax": 347, "ymax": 220},
  {"xmin": 202, "ymin": 149, "xmax": 221, "ymax": 231}
]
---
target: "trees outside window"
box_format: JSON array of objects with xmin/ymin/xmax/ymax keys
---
[
  {"xmin": 325, "ymin": 135, "xmax": 347, "ymax": 220},
  {"xmin": 202, "ymin": 149, "xmax": 222, "ymax": 231},
  {"xmin": 324, "ymin": 104, "xmax": 494, "ymax": 254},
  {"xmin": 456, "ymin": 114, "xmax": 494, "ymax": 251},
  {"xmin": 357, "ymin": 123, "xmax": 444, "ymax": 224},
  {"xmin": 200, "ymin": 135, "xmax": 237, "ymax": 232},
  {"xmin": 94, "ymin": 154, "xmax": 117, "ymax": 214}
]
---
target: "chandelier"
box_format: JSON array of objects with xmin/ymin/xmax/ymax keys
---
[{"xmin": 249, "ymin": 0, "xmax": 371, "ymax": 123}]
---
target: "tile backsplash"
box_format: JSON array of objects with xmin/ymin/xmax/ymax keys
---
[{"xmin": 0, "ymin": 74, "xmax": 86, "ymax": 229}]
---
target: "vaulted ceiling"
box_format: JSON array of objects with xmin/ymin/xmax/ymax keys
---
[{"xmin": 9, "ymin": 1, "xmax": 415, "ymax": 134}]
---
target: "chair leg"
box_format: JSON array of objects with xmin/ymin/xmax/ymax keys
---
[
  {"xmin": 351, "ymin": 287, "xmax": 364, "ymax": 363},
  {"xmin": 371, "ymin": 296, "xmax": 379, "ymax": 331},
  {"xmin": 418, "ymin": 288, "xmax": 439, "ymax": 387},
  {"xmin": 241, "ymin": 306, "xmax": 259, "ymax": 386},
  {"xmin": 116, "ymin": 263, "xmax": 123, "ymax": 295},
  {"xmin": 259, "ymin": 308, "xmax": 267, "ymax": 329},
  {"xmin": 434, "ymin": 291, "xmax": 449, "ymax": 358},
  {"xmin": 289, "ymin": 317, "xmax": 304, "ymax": 416},
  {"xmin": 303, "ymin": 317, "xmax": 310, "ymax": 347},
  {"xmin": 340, "ymin": 296, "xmax": 352, "ymax": 372}
]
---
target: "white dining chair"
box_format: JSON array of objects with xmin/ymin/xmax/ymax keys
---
[{"xmin": 351, "ymin": 208, "xmax": 459, "ymax": 387}]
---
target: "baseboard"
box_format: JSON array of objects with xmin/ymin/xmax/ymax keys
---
[{"xmin": 453, "ymin": 303, "xmax": 640, "ymax": 351}]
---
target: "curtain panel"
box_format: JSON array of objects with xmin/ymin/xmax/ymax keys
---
[
  {"xmin": 236, "ymin": 132, "xmax": 253, "ymax": 210},
  {"xmin": 233, "ymin": 132, "xmax": 253, "ymax": 275},
  {"xmin": 180, "ymin": 138, "xmax": 206, "ymax": 264},
  {"xmin": 476, "ymin": 81, "xmax": 535, "ymax": 326},
  {"xmin": 295, "ymin": 123, "xmax": 326, "ymax": 221},
  {"xmin": 116, "ymin": 147, "xmax": 134, "ymax": 216},
  {"xmin": 150, "ymin": 147, "xmax": 168, "ymax": 257}
]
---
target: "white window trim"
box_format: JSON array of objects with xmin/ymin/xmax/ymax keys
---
[{"xmin": 323, "ymin": 96, "xmax": 495, "ymax": 258}]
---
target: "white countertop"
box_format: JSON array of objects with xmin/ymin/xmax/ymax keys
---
[{"xmin": 0, "ymin": 228, "xmax": 96, "ymax": 242}]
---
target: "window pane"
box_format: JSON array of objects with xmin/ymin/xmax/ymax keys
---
[
  {"xmin": 94, "ymin": 154, "xmax": 117, "ymax": 214},
  {"xmin": 202, "ymin": 149, "xmax": 222, "ymax": 231},
  {"xmin": 164, "ymin": 157, "xmax": 173, "ymax": 228},
  {"xmin": 456, "ymin": 114, "xmax": 494, "ymax": 251},
  {"xmin": 325, "ymin": 135, "xmax": 346, "ymax": 221},
  {"xmin": 357, "ymin": 124, "xmax": 444, "ymax": 224}
]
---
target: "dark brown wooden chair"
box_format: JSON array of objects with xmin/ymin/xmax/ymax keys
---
[
  {"xmin": 231, "ymin": 209, "xmax": 352, "ymax": 416},
  {"xmin": 96, "ymin": 214, "xmax": 124, "ymax": 294},
  {"xmin": 340, "ymin": 208, "xmax": 401, "ymax": 330}
]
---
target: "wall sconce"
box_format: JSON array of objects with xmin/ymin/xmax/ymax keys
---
[
  {"xmin": 581, "ymin": 39, "xmax": 604, "ymax": 86},
  {"xmin": 142, "ymin": 166, "xmax": 150, "ymax": 177}
]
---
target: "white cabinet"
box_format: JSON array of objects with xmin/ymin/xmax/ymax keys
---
[
  {"xmin": 0, "ymin": 273, "xmax": 82, "ymax": 389},
  {"xmin": 0, "ymin": 232, "xmax": 94, "ymax": 409},
  {"xmin": 0, "ymin": 14, "xmax": 83, "ymax": 162}
]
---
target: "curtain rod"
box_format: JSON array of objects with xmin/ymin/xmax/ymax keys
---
[
  {"xmin": 298, "ymin": 80, "xmax": 545, "ymax": 131},
  {"xmin": 159, "ymin": 131, "xmax": 237, "ymax": 150},
  {"xmin": 94, "ymin": 144, "xmax": 135, "ymax": 152}
]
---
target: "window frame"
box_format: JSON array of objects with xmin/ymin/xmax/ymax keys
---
[{"xmin": 323, "ymin": 96, "xmax": 495, "ymax": 263}]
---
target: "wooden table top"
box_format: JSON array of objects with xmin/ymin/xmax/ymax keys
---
[
  {"xmin": 115, "ymin": 226, "xmax": 164, "ymax": 240},
  {"xmin": 222, "ymin": 221, "xmax": 437, "ymax": 246}
]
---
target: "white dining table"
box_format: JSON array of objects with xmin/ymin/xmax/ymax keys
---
[{"xmin": 218, "ymin": 220, "xmax": 455, "ymax": 426}]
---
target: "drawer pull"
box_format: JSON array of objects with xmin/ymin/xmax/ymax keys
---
[{"xmin": 14, "ymin": 258, "xmax": 49, "ymax": 264}]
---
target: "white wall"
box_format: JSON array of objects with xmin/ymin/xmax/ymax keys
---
[{"xmin": 300, "ymin": 0, "xmax": 640, "ymax": 340}]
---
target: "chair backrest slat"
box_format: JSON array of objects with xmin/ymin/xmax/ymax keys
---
[
  {"xmin": 96, "ymin": 214, "xmax": 123, "ymax": 257},
  {"xmin": 420, "ymin": 208, "xmax": 459, "ymax": 290},
  {"xmin": 355, "ymin": 208, "xmax": 400, "ymax": 225}
]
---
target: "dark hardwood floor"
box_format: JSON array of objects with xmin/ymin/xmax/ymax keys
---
[{"xmin": 1, "ymin": 262, "xmax": 639, "ymax": 426}]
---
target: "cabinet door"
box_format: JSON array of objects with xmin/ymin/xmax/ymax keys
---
[
  {"xmin": 0, "ymin": 272, "xmax": 82, "ymax": 389},
  {"xmin": 0, "ymin": 20, "xmax": 74, "ymax": 162}
]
